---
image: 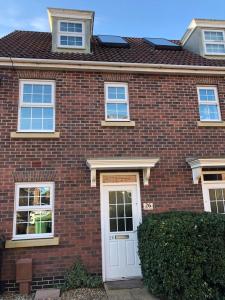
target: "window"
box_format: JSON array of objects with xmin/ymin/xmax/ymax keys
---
[
  {"xmin": 19, "ymin": 80, "xmax": 55, "ymax": 132},
  {"xmin": 14, "ymin": 183, "xmax": 54, "ymax": 240},
  {"xmin": 58, "ymin": 20, "xmax": 85, "ymax": 48},
  {"xmin": 105, "ymin": 83, "xmax": 129, "ymax": 121},
  {"xmin": 203, "ymin": 30, "xmax": 225, "ymax": 55},
  {"xmin": 197, "ymin": 87, "xmax": 221, "ymax": 121}
]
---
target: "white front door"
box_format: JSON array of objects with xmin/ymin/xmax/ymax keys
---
[{"xmin": 101, "ymin": 183, "xmax": 142, "ymax": 281}]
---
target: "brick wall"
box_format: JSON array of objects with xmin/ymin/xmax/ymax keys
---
[{"xmin": 1, "ymin": 68, "xmax": 225, "ymax": 288}]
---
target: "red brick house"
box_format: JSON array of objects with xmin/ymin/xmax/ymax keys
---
[{"xmin": 1, "ymin": 8, "xmax": 225, "ymax": 291}]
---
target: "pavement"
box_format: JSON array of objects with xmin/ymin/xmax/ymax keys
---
[{"xmin": 104, "ymin": 280, "xmax": 159, "ymax": 300}]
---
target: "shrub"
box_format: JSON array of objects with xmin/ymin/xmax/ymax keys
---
[
  {"xmin": 138, "ymin": 211, "xmax": 225, "ymax": 300},
  {"xmin": 62, "ymin": 259, "xmax": 102, "ymax": 291}
]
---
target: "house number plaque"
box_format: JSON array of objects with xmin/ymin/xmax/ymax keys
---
[{"xmin": 143, "ymin": 203, "xmax": 153, "ymax": 210}]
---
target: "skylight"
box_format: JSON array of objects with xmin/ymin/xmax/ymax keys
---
[
  {"xmin": 144, "ymin": 38, "xmax": 182, "ymax": 50},
  {"xmin": 97, "ymin": 35, "xmax": 129, "ymax": 48}
]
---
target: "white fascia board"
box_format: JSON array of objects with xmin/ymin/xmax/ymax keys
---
[
  {"xmin": 186, "ymin": 158, "xmax": 225, "ymax": 184},
  {"xmin": 86, "ymin": 157, "xmax": 160, "ymax": 187},
  {"xmin": 2, "ymin": 57, "xmax": 225, "ymax": 75}
]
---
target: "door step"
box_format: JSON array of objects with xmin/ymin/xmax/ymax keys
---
[{"xmin": 105, "ymin": 279, "xmax": 143, "ymax": 290}]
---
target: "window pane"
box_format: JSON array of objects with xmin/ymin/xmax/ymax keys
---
[
  {"xmin": 33, "ymin": 85, "xmax": 43, "ymax": 94},
  {"xmin": 108, "ymin": 86, "xmax": 126, "ymax": 100},
  {"xmin": 60, "ymin": 22, "xmax": 82, "ymax": 33},
  {"xmin": 32, "ymin": 119, "xmax": 42, "ymax": 130},
  {"xmin": 110, "ymin": 205, "xmax": 116, "ymax": 218},
  {"xmin": 23, "ymin": 93, "xmax": 32, "ymax": 103},
  {"xmin": 217, "ymin": 201, "xmax": 224, "ymax": 213},
  {"xmin": 29, "ymin": 211, "xmax": 52, "ymax": 234},
  {"xmin": 125, "ymin": 204, "xmax": 132, "ymax": 217},
  {"xmin": 109, "ymin": 192, "xmax": 116, "ymax": 204},
  {"xmin": 20, "ymin": 118, "xmax": 31, "ymax": 130},
  {"xmin": 32, "ymin": 108, "xmax": 42, "ymax": 118},
  {"xmin": 210, "ymin": 201, "xmax": 217, "ymax": 213},
  {"xmin": 21, "ymin": 108, "xmax": 31, "ymax": 118},
  {"xmin": 19, "ymin": 197, "xmax": 28, "ymax": 206},
  {"xmin": 19, "ymin": 188, "xmax": 29, "ymax": 197},
  {"xmin": 16, "ymin": 223, "xmax": 28, "ymax": 235},
  {"xmin": 107, "ymin": 103, "xmax": 117, "ymax": 119},
  {"xmin": 43, "ymin": 119, "xmax": 53, "ymax": 130},
  {"xmin": 23, "ymin": 84, "xmax": 32, "ymax": 93},
  {"xmin": 60, "ymin": 35, "xmax": 83, "ymax": 46},
  {"xmin": 126, "ymin": 218, "xmax": 133, "ymax": 231},
  {"xmin": 125, "ymin": 192, "xmax": 132, "ymax": 203},
  {"xmin": 110, "ymin": 219, "xmax": 117, "ymax": 232},
  {"xmin": 117, "ymin": 205, "xmax": 124, "ymax": 218},
  {"xmin": 108, "ymin": 87, "xmax": 117, "ymax": 99},
  {"xmin": 17, "ymin": 211, "xmax": 28, "ymax": 223},
  {"xmin": 208, "ymin": 105, "xmax": 219, "ymax": 120},
  {"xmin": 209, "ymin": 189, "xmax": 216, "ymax": 201},
  {"xmin": 43, "ymin": 108, "xmax": 53, "ymax": 118},
  {"xmin": 117, "ymin": 103, "xmax": 128, "ymax": 119},
  {"xmin": 206, "ymin": 44, "xmax": 225, "ymax": 54},
  {"xmin": 204, "ymin": 31, "xmax": 224, "ymax": 41},
  {"xmin": 60, "ymin": 22, "xmax": 68, "ymax": 32},
  {"xmin": 118, "ymin": 218, "xmax": 125, "ymax": 231},
  {"xmin": 199, "ymin": 89, "xmax": 216, "ymax": 102},
  {"xmin": 117, "ymin": 192, "xmax": 124, "ymax": 204},
  {"xmin": 199, "ymin": 104, "xmax": 219, "ymax": 121}
]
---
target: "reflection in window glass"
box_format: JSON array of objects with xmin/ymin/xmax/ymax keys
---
[{"xmin": 15, "ymin": 184, "xmax": 54, "ymax": 238}]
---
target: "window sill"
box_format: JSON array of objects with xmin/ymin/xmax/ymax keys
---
[
  {"xmin": 5, "ymin": 237, "xmax": 59, "ymax": 248},
  {"xmin": 10, "ymin": 132, "xmax": 60, "ymax": 139},
  {"xmin": 101, "ymin": 121, "xmax": 135, "ymax": 127},
  {"xmin": 197, "ymin": 121, "xmax": 225, "ymax": 127}
]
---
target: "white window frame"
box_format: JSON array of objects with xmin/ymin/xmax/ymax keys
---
[
  {"xmin": 58, "ymin": 20, "xmax": 85, "ymax": 49},
  {"xmin": 13, "ymin": 182, "xmax": 55, "ymax": 240},
  {"xmin": 18, "ymin": 80, "xmax": 55, "ymax": 132},
  {"xmin": 197, "ymin": 86, "xmax": 221, "ymax": 122},
  {"xmin": 203, "ymin": 29, "xmax": 225, "ymax": 56},
  {"xmin": 104, "ymin": 82, "xmax": 130, "ymax": 122}
]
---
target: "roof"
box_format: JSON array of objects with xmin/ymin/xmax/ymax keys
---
[{"xmin": 1, "ymin": 30, "xmax": 225, "ymax": 67}]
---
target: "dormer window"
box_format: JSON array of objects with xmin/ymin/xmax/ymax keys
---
[
  {"xmin": 203, "ymin": 30, "xmax": 225, "ymax": 55},
  {"xmin": 58, "ymin": 20, "xmax": 85, "ymax": 48}
]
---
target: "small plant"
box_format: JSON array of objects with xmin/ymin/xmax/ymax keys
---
[{"xmin": 62, "ymin": 259, "xmax": 102, "ymax": 291}]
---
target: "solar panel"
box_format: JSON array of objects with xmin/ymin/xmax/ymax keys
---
[
  {"xmin": 144, "ymin": 38, "xmax": 182, "ymax": 50},
  {"xmin": 97, "ymin": 35, "xmax": 129, "ymax": 48}
]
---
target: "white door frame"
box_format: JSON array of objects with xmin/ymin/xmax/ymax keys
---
[{"xmin": 100, "ymin": 172, "xmax": 142, "ymax": 282}]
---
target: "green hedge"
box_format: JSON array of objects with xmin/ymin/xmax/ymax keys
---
[{"xmin": 138, "ymin": 211, "xmax": 225, "ymax": 300}]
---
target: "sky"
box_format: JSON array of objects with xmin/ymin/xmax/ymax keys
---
[{"xmin": 0, "ymin": 0, "xmax": 225, "ymax": 39}]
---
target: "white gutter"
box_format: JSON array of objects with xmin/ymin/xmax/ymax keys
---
[{"xmin": 1, "ymin": 57, "xmax": 225, "ymax": 75}]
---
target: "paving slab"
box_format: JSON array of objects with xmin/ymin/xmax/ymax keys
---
[
  {"xmin": 104, "ymin": 282, "xmax": 159, "ymax": 300},
  {"xmin": 34, "ymin": 288, "xmax": 61, "ymax": 300}
]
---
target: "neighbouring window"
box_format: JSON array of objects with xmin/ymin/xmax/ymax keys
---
[
  {"xmin": 105, "ymin": 83, "xmax": 129, "ymax": 121},
  {"xmin": 14, "ymin": 183, "xmax": 54, "ymax": 239},
  {"xmin": 197, "ymin": 87, "xmax": 221, "ymax": 121},
  {"xmin": 203, "ymin": 30, "xmax": 225, "ymax": 55},
  {"xmin": 19, "ymin": 80, "xmax": 55, "ymax": 132},
  {"xmin": 58, "ymin": 20, "xmax": 85, "ymax": 48}
]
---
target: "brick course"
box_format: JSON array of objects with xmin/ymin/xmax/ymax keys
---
[{"xmin": 1, "ymin": 67, "xmax": 225, "ymax": 288}]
